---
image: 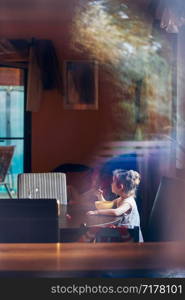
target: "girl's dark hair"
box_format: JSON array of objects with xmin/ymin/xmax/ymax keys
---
[{"xmin": 113, "ymin": 169, "xmax": 141, "ymax": 195}]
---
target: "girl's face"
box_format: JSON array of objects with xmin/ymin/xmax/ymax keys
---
[{"xmin": 111, "ymin": 176, "xmax": 124, "ymax": 195}]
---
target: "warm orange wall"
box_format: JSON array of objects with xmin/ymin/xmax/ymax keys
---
[{"xmin": 0, "ymin": 1, "xmax": 117, "ymax": 171}]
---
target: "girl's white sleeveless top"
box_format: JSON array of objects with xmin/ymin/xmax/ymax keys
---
[{"xmin": 117, "ymin": 196, "xmax": 143, "ymax": 242}]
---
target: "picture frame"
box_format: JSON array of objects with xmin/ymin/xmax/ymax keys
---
[{"xmin": 64, "ymin": 60, "xmax": 98, "ymax": 110}]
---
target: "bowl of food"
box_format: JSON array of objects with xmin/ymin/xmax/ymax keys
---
[{"xmin": 95, "ymin": 200, "xmax": 113, "ymax": 210}]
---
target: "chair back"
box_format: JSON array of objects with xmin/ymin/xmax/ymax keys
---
[
  {"xmin": 60, "ymin": 226, "xmax": 139, "ymax": 243},
  {"xmin": 146, "ymin": 176, "xmax": 185, "ymax": 241},
  {"xmin": 0, "ymin": 198, "xmax": 59, "ymax": 243},
  {"xmin": 18, "ymin": 172, "xmax": 67, "ymax": 204},
  {"xmin": 0, "ymin": 146, "xmax": 15, "ymax": 183},
  {"xmin": 95, "ymin": 226, "xmax": 139, "ymax": 242}
]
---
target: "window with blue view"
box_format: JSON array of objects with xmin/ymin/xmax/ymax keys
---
[{"xmin": 0, "ymin": 67, "xmax": 26, "ymax": 197}]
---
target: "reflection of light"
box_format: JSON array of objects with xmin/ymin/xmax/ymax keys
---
[
  {"xmin": 56, "ymin": 242, "xmax": 61, "ymax": 268},
  {"xmin": 118, "ymin": 11, "xmax": 129, "ymax": 19},
  {"xmin": 89, "ymin": 0, "xmax": 106, "ymax": 12},
  {"xmin": 151, "ymin": 42, "xmax": 161, "ymax": 51},
  {"xmin": 56, "ymin": 242, "xmax": 61, "ymax": 253},
  {"xmin": 90, "ymin": 0, "xmax": 102, "ymax": 5},
  {"xmin": 122, "ymin": 42, "xmax": 135, "ymax": 54}
]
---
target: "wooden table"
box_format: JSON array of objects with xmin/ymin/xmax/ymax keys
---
[
  {"xmin": 0, "ymin": 242, "xmax": 185, "ymax": 277},
  {"xmin": 59, "ymin": 204, "xmax": 122, "ymax": 228}
]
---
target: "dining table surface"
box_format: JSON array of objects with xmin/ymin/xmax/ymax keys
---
[
  {"xmin": 0, "ymin": 242, "xmax": 185, "ymax": 277},
  {"xmin": 1, "ymin": 202, "xmax": 185, "ymax": 278}
]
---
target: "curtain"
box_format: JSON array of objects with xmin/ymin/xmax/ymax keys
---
[
  {"xmin": 26, "ymin": 44, "xmax": 42, "ymax": 112},
  {"xmin": 0, "ymin": 38, "xmax": 62, "ymax": 112}
]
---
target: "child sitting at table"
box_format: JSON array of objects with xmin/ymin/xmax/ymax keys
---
[{"xmin": 87, "ymin": 169, "xmax": 143, "ymax": 242}]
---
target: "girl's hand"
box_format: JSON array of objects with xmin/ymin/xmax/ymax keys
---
[
  {"xmin": 86, "ymin": 210, "xmax": 97, "ymax": 215},
  {"xmin": 94, "ymin": 189, "xmax": 105, "ymax": 201}
]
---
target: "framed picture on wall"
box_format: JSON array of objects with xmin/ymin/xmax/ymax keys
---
[{"xmin": 64, "ymin": 60, "xmax": 98, "ymax": 110}]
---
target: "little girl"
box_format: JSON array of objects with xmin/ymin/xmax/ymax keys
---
[{"xmin": 87, "ymin": 169, "xmax": 143, "ymax": 242}]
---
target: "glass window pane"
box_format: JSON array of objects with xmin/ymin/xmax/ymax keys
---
[
  {"xmin": 10, "ymin": 88, "xmax": 24, "ymax": 137},
  {"xmin": 0, "ymin": 67, "xmax": 25, "ymax": 197}
]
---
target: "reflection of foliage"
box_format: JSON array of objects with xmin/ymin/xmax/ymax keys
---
[
  {"xmin": 72, "ymin": 0, "xmax": 173, "ymax": 140},
  {"xmin": 110, "ymin": 97, "xmax": 137, "ymax": 140},
  {"xmin": 72, "ymin": 0, "xmax": 170, "ymax": 83}
]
